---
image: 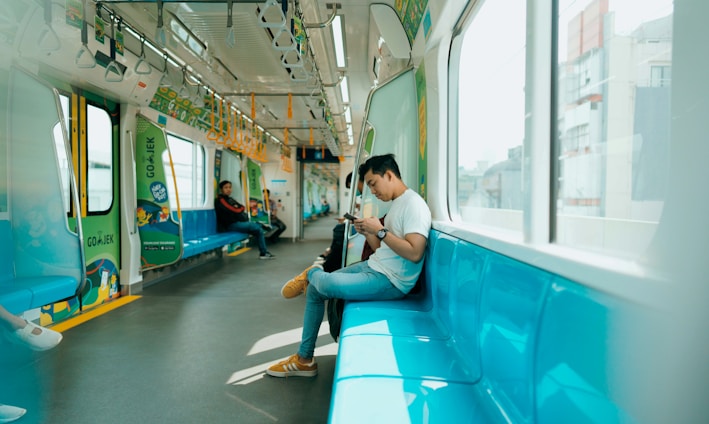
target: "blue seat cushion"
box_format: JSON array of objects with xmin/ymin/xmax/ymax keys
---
[
  {"xmin": 14, "ymin": 276, "xmax": 79, "ymax": 309},
  {"xmin": 0, "ymin": 285, "xmax": 33, "ymax": 315},
  {"xmin": 340, "ymin": 304, "xmax": 449, "ymax": 339},
  {"xmin": 178, "ymin": 210, "xmax": 250, "ymax": 259},
  {"xmin": 329, "ymin": 377, "xmax": 509, "ymax": 424},
  {"xmin": 335, "ymin": 333, "xmax": 480, "ymax": 384}
]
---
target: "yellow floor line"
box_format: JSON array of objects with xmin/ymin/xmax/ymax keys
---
[
  {"xmin": 51, "ymin": 295, "xmax": 142, "ymax": 333},
  {"xmin": 227, "ymin": 247, "xmax": 251, "ymax": 257}
]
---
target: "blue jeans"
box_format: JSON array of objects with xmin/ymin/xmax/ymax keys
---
[
  {"xmin": 227, "ymin": 221, "xmax": 268, "ymax": 254},
  {"xmin": 298, "ymin": 261, "xmax": 404, "ymax": 359}
]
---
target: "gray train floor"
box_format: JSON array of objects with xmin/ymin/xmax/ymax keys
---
[{"xmin": 0, "ymin": 226, "xmax": 340, "ymax": 424}]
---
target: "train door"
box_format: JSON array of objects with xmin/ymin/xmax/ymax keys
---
[{"xmin": 46, "ymin": 88, "xmax": 121, "ymax": 323}]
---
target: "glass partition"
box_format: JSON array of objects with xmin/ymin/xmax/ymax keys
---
[
  {"xmin": 7, "ymin": 67, "xmax": 84, "ymax": 283},
  {"xmin": 345, "ymin": 68, "xmax": 419, "ymax": 266}
]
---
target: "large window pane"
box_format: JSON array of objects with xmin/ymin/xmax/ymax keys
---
[
  {"xmin": 555, "ymin": 0, "xmax": 672, "ymax": 256},
  {"xmin": 456, "ymin": 1, "xmax": 527, "ymax": 234},
  {"xmin": 164, "ymin": 135, "xmax": 205, "ymax": 209},
  {"xmin": 87, "ymin": 103, "xmax": 113, "ymax": 212}
]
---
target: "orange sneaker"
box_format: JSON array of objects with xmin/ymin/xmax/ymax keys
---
[
  {"xmin": 266, "ymin": 354, "xmax": 318, "ymax": 377},
  {"xmin": 280, "ymin": 264, "xmax": 321, "ymax": 299}
]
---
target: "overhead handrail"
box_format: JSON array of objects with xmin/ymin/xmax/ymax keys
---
[
  {"xmin": 230, "ymin": 109, "xmax": 238, "ymax": 148},
  {"xmin": 216, "ymin": 97, "xmax": 226, "ymax": 145},
  {"xmin": 75, "ymin": 0, "xmax": 96, "ymax": 68},
  {"xmin": 323, "ymin": 72, "xmax": 345, "ymax": 88},
  {"xmin": 257, "ymin": 0, "xmax": 287, "ymax": 29},
  {"xmin": 281, "ymin": 50, "xmax": 304, "ymax": 69},
  {"xmin": 206, "ymin": 92, "xmax": 218, "ymax": 142},
  {"xmin": 230, "ymin": 108, "xmax": 239, "ymax": 148},
  {"xmin": 290, "ymin": 67, "xmax": 310, "ymax": 83},
  {"xmin": 134, "ymin": 35, "xmax": 152, "ymax": 75},
  {"xmin": 303, "ymin": 3, "xmax": 338, "ymax": 29},
  {"xmin": 272, "ymin": 27, "xmax": 298, "ymax": 52},
  {"xmin": 159, "ymin": 53, "xmax": 172, "ymax": 87},
  {"xmin": 224, "ymin": 101, "xmax": 234, "ymax": 146},
  {"xmin": 104, "ymin": 12, "xmax": 124, "ymax": 82},
  {"xmin": 38, "ymin": 0, "xmax": 60, "ymax": 53},
  {"xmin": 236, "ymin": 113, "xmax": 245, "ymax": 152}
]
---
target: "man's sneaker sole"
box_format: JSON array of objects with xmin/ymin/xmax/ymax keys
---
[{"xmin": 265, "ymin": 368, "xmax": 318, "ymax": 377}]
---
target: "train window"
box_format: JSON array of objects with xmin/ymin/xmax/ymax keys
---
[
  {"xmin": 164, "ymin": 134, "xmax": 206, "ymax": 209},
  {"xmin": 220, "ymin": 150, "xmax": 245, "ymax": 202},
  {"xmin": 554, "ymin": 0, "xmax": 672, "ymax": 257},
  {"xmin": 53, "ymin": 94, "xmax": 72, "ymax": 213},
  {"xmin": 86, "ymin": 103, "xmax": 113, "ymax": 213},
  {"xmin": 455, "ymin": 0, "xmax": 527, "ymax": 235}
]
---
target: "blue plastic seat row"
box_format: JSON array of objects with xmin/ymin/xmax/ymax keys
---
[
  {"xmin": 0, "ymin": 220, "xmax": 80, "ymax": 315},
  {"xmin": 329, "ymin": 229, "xmax": 641, "ymax": 423},
  {"xmin": 177, "ymin": 209, "xmax": 249, "ymax": 259}
]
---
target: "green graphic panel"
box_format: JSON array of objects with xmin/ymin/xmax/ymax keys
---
[
  {"xmin": 136, "ymin": 115, "xmax": 182, "ymax": 269},
  {"xmin": 396, "ymin": 0, "xmax": 429, "ymax": 43},
  {"xmin": 149, "ymin": 86, "xmax": 211, "ymax": 131},
  {"xmin": 416, "ymin": 63, "xmax": 428, "ymax": 200},
  {"xmin": 246, "ymin": 158, "xmax": 269, "ymax": 224}
]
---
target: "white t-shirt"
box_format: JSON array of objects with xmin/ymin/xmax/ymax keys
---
[{"xmin": 368, "ymin": 189, "xmax": 432, "ymax": 293}]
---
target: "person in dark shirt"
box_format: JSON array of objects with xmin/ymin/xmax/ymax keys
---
[{"xmin": 215, "ymin": 180, "xmax": 274, "ymax": 260}]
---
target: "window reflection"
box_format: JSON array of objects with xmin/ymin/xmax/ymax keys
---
[{"xmin": 555, "ymin": 0, "xmax": 672, "ymax": 256}]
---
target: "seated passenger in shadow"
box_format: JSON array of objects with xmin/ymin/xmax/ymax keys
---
[
  {"xmin": 263, "ymin": 189, "xmax": 287, "ymax": 243},
  {"xmin": 267, "ymin": 154, "xmax": 432, "ymax": 378},
  {"xmin": 0, "ymin": 303, "xmax": 63, "ymax": 423},
  {"xmin": 215, "ymin": 180, "xmax": 275, "ymax": 260}
]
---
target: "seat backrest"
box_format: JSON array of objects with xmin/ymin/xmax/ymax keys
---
[
  {"xmin": 477, "ymin": 252, "xmax": 553, "ymax": 422},
  {"xmin": 0, "ymin": 220, "xmax": 14, "ymax": 282},
  {"xmin": 203, "ymin": 209, "xmax": 218, "ymax": 236},
  {"xmin": 424, "ymin": 230, "xmax": 457, "ymax": 316},
  {"xmin": 534, "ymin": 277, "xmax": 646, "ymax": 423},
  {"xmin": 178, "ymin": 209, "xmax": 221, "ymax": 240},
  {"xmin": 447, "ymin": 240, "xmax": 488, "ymax": 380}
]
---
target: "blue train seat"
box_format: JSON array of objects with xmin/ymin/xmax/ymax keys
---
[
  {"xmin": 177, "ymin": 209, "xmax": 249, "ymax": 259},
  {"xmin": 329, "ymin": 228, "xmax": 639, "ymax": 423},
  {"xmin": 0, "ymin": 220, "xmax": 80, "ymax": 316}
]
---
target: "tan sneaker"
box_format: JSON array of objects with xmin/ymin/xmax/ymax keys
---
[
  {"xmin": 266, "ymin": 354, "xmax": 318, "ymax": 377},
  {"xmin": 281, "ymin": 265, "xmax": 321, "ymax": 298}
]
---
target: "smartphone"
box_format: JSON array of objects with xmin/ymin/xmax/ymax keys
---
[{"xmin": 343, "ymin": 212, "xmax": 358, "ymax": 221}]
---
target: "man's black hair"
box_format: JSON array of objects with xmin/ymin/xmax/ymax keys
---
[
  {"xmin": 360, "ymin": 154, "xmax": 401, "ymax": 179},
  {"xmin": 345, "ymin": 172, "xmax": 353, "ymax": 189},
  {"xmin": 219, "ymin": 180, "xmax": 231, "ymax": 190}
]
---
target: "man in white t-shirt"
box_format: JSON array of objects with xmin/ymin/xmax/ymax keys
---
[{"xmin": 267, "ymin": 154, "xmax": 432, "ymax": 378}]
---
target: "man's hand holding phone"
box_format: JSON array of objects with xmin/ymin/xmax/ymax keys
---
[{"xmin": 343, "ymin": 212, "xmax": 358, "ymax": 221}]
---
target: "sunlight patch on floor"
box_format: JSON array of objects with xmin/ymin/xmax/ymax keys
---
[
  {"xmin": 226, "ymin": 324, "xmax": 340, "ymax": 386},
  {"xmin": 247, "ymin": 322, "xmax": 330, "ymax": 355}
]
